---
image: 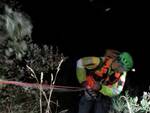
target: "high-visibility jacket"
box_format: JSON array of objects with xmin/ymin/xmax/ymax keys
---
[{"xmin": 76, "ymin": 56, "xmax": 126, "ymax": 97}]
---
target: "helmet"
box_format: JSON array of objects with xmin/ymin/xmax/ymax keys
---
[{"xmin": 118, "ymin": 52, "xmax": 133, "ymax": 71}]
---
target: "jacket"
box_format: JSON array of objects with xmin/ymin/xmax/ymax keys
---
[{"xmin": 76, "ymin": 56, "xmax": 126, "ymax": 97}]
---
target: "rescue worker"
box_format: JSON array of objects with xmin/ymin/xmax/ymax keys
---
[{"xmin": 76, "ymin": 49, "xmax": 134, "ymax": 113}]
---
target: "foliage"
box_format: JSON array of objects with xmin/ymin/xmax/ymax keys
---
[
  {"xmin": 0, "ymin": 3, "xmax": 64, "ymax": 82},
  {"xmin": 0, "ymin": 3, "xmax": 66, "ymax": 113},
  {"xmin": 0, "ymin": 85, "xmax": 40, "ymax": 113},
  {"xmin": 110, "ymin": 91, "xmax": 150, "ymax": 113},
  {"xmin": 0, "ymin": 2, "xmax": 32, "ymax": 81}
]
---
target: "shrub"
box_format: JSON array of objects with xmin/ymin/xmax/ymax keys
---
[
  {"xmin": 110, "ymin": 91, "xmax": 150, "ymax": 113},
  {"xmin": 0, "ymin": 3, "xmax": 66, "ymax": 113}
]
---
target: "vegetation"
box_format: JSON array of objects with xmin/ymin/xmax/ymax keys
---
[
  {"xmin": 109, "ymin": 91, "xmax": 150, "ymax": 113},
  {"xmin": 0, "ymin": 3, "xmax": 66, "ymax": 113}
]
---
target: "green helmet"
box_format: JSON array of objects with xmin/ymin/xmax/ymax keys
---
[{"xmin": 119, "ymin": 52, "xmax": 133, "ymax": 71}]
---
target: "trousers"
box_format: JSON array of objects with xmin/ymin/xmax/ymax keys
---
[{"xmin": 78, "ymin": 93, "xmax": 111, "ymax": 113}]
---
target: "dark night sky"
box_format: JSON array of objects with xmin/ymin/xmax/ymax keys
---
[{"xmin": 18, "ymin": 0, "xmax": 149, "ymax": 91}]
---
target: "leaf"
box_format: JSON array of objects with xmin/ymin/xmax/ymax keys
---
[{"xmin": 59, "ymin": 109, "xmax": 68, "ymax": 113}]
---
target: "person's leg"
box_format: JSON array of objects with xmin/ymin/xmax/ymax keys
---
[
  {"xmin": 78, "ymin": 95, "xmax": 94, "ymax": 113},
  {"xmin": 94, "ymin": 95, "xmax": 105, "ymax": 113},
  {"xmin": 94, "ymin": 95, "xmax": 112, "ymax": 113}
]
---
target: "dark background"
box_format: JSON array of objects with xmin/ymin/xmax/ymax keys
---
[
  {"xmin": 20, "ymin": 0, "xmax": 148, "ymax": 56},
  {"xmin": 19, "ymin": 0, "xmax": 149, "ymax": 89},
  {"xmin": 2, "ymin": 0, "xmax": 149, "ymax": 112}
]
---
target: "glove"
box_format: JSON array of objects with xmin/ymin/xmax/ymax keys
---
[
  {"xmin": 84, "ymin": 81, "xmax": 102, "ymax": 99},
  {"xmin": 85, "ymin": 88, "xmax": 98, "ymax": 99},
  {"xmin": 81, "ymin": 76, "xmax": 102, "ymax": 99},
  {"xmin": 90, "ymin": 81, "xmax": 102, "ymax": 91}
]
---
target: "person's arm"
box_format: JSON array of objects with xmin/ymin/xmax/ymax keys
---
[
  {"xmin": 76, "ymin": 57, "xmax": 101, "ymax": 83},
  {"xmin": 99, "ymin": 71, "xmax": 127, "ymax": 97}
]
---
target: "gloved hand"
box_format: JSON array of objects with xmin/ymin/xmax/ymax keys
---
[
  {"xmin": 84, "ymin": 81, "xmax": 102, "ymax": 99},
  {"xmin": 91, "ymin": 81, "xmax": 102, "ymax": 91},
  {"xmin": 85, "ymin": 88, "xmax": 98, "ymax": 99}
]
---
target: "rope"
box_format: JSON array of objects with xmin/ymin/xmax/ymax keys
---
[{"xmin": 0, "ymin": 79, "xmax": 85, "ymax": 92}]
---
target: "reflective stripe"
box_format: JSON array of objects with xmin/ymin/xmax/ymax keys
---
[
  {"xmin": 77, "ymin": 59, "xmax": 84, "ymax": 68},
  {"xmin": 120, "ymin": 71, "xmax": 126, "ymax": 82}
]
